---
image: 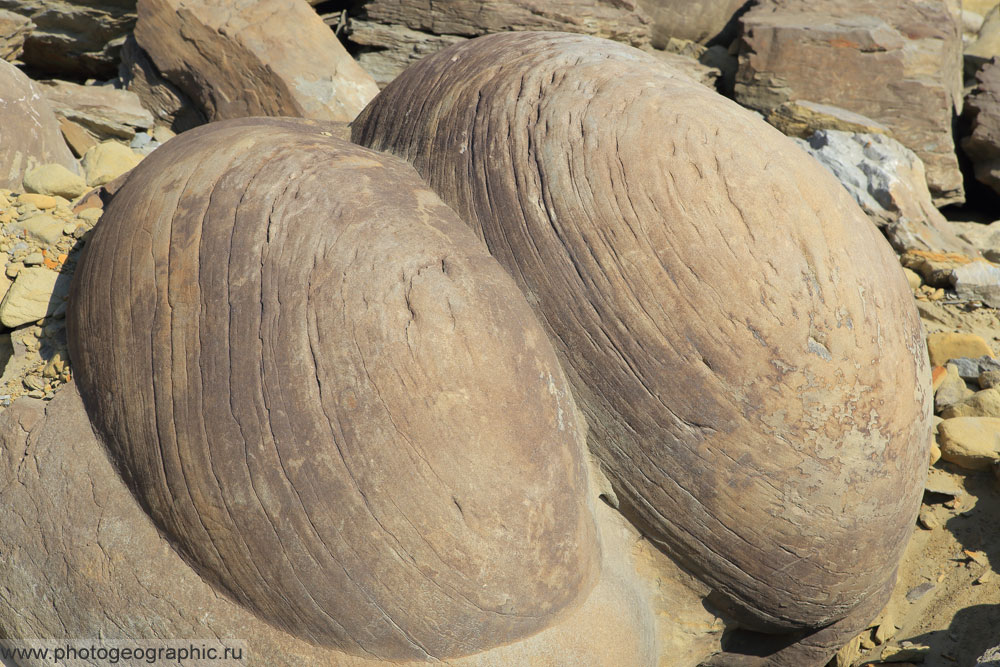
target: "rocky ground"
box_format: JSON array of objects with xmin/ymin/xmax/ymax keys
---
[{"xmin": 5, "ymin": 0, "xmax": 1000, "ymax": 665}]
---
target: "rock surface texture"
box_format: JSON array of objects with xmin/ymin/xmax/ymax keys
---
[
  {"xmin": 66, "ymin": 117, "xmax": 599, "ymax": 660},
  {"xmin": 0, "ymin": 0, "xmax": 135, "ymax": 78},
  {"xmin": 793, "ymin": 131, "xmax": 976, "ymax": 255},
  {"xmin": 38, "ymin": 79, "xmax": 153, "ymax": 141},
  {"xmin": 736, "ymin": 0, "xmax": 965, "ymax": 205},
  {"xmin": 354, "ymin": 31, "xmax": 933, "ymax": 663},
  {"xmin": 0, "ymin": 8, "xmax": 32, "ymax": 62},
  {"xmin": 134, "ymin": 0, "xmax": 379, "ymax": 122},
  {"xmin": 636, "ymin": 0, "xmax": 746, "ymax": 46},
  {"xmin": 347, "ymin": 0, "xmax": 653, "ymax": 87},
  {"xmin": 963, "ymin": 57, "xmax": 1000, "ymax": 197},
  {"xmin": 0, "ymin": 60, "xmax": 79, "ymax": 191}
]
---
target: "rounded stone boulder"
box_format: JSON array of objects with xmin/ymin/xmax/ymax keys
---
[
  {"xmin": 67, "ymin": 117, "xmax": 599, "ymax": 660},
  {"xmin": 353, "ymin": 31, "xmax": 932, "ymax": 637}
]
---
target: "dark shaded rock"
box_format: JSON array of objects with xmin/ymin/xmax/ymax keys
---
[
  {"xmin": 963, "ymin": 57, "xmax": 1000, "ymax": 197},
  {"xmin": 117, "ymin": 34, "xmax": 204, "ymax": 132},
  {"xmin": 0, "ymin": 0, "xmax": 135, "ymax": 79}
]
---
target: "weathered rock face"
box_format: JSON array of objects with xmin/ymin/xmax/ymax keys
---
[
  {"xmin": 348, "ymin": 0, "xmax": 653, "ymax": 86},
  {"xmin": 0, "ymin": 0, "xmax": 135, "ymax": 78},
  {"xmin": 0, "ymin": 383, "xmax": 684, "ymax": 667},
  {"xmin": 793, "ymin": 130, "xmax": 978, "ymax": 255},
  {"xmin": 0, "ymin": 60, "xmax": 79, "ymax": 191},
  {"xmin": 67, "ymin": 117, "xmax": 599, "ymax": 660},
  {"xmin": 637, "ymin": 0, "xmax": 747, "ymax": 47},
  {"xmin": 963, "ymin": 58, "xmax": 1000, "ymax": 197},
  {"xmin": 735, "ymin": 0, "xmax": 965, "ymax": 206},
  {"xmin": 0, "ymin": 8, "xmax": 32, "ymax": 62},
  {"xmin": 354, "ymin": 31, "xmax": 932, "ymax": 655},
  {"xmin": 118, "ymin": 35, "xmax": 205, "ymax": 132},
  {"xmin": 134, "ymin": 0, "xmax": 379, "ymax": 122}
]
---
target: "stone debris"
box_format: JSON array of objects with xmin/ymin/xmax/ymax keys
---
[{"xmin": 0, "ymin": 187, "xmax": 102, "ymax": 404}]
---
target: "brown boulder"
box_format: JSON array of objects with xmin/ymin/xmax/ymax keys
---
[
  {"xmin": 354, "ymin": 30, "xmax": 931, "ymax": 660},
  {"xmin": 134, "ymin": 0, "xmax": 379, "ymax": 122},
  {"xmin": 963, "ymin": 57, "xmax": 1000, "ymax": 197},
  {"xmin": 67, "ymin": 117, "xmax": 598, "ymax": 659},
  {"xmin": 735, "ymin": 0, "xmax": 965, "ymax": 206},
  {"xmin": 0, "ymin": 59, "xmax": 79, "ymax": 190}
]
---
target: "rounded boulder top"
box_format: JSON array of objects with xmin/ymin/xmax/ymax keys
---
[
  {"xmin": 66, "ymin": 116, "xmax": 599, "ymax": 660},
  {"xmin": 353, "ymin": 31, "xmax": 933, "ymax": 634}
]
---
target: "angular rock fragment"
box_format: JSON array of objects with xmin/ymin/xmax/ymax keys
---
[
  {"xmin": 737, "ymin": 0, "xmax": 965, "ymax": 205},
  {"xmin": 794, "ymin": 131, "xmax": 974, "ymax": 254},
  {"xmin": 38, "ymin": 79, "xmax": 153, "ymax": 141},
  {"xmin": 118, "ymin": 35, "xmax": 205, "ymax": 132},
  {"xmin": 134, "ymin": 0, "xmax": 379, "ymax": 122}
]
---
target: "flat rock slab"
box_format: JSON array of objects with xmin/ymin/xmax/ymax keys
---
[
  {"xmin": 38, "ymin": 79, "xmax": 153, "ymax": 141},
  {"xmin": 134, "ymin": 0, "xmax": 379, "ymax": 122},
  {"xmin": 736, "ymin": 0, "xmax": 965, "ymax": 206},
  {"xmin": 0, "ymin": 59, "xmax": 79, "ymax": 191},
  {"xmin": 0, "ymin": 0, "xmax": 134, "ymax": 78}
]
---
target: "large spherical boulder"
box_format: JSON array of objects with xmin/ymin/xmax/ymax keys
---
[
  {"xmin": 353, "ymin": 31, "xmax": 932, "ymax": 635},
  {"xmin": 66, "ymin": 117, "xmax": 599, "ymax": 660}
]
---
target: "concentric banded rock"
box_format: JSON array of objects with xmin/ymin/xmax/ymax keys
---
[
  {"xmin": 67, "ymin": 117, "xmax": 599, "ymax": 660},
  {"xmin": 353, "ymin": 31, "xmax": 932, "ymax": 638}
]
